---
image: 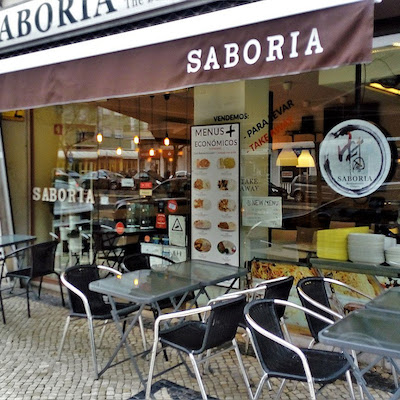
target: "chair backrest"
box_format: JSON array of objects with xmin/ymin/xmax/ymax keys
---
[
  {"xmin": 296, "ymin": 277, "xmax": 334, "ymax": 341},
  {"xmin": 92, "ymin": 230, "xmax": 118, "ymax": 252},
  {"xmin": 31, "ymin": 240, "xmax": 58, "ymax": 277},
  {"xmin": 262, "ymin": 276, "xmax": 294, "ymax": 319},
  {"xmin": 123, "ymin": 253, "xmax": 175, "ymax": 272},
  {"xmin": 63, "ymin": 264, "xmax": 111, "ymax": 316},
  {"xmin": 244, "ymin": 299, "xmax": 296, "ymax": 374},
  {"xmin": 198, "ymin": 294, "xmax": 246, "ymax": 353}
]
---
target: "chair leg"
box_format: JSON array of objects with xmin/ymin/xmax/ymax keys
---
[
  {"xmin": 0, "ymin": 289, "xmax": 5, "ymax": 324},
  {"xmin": 57, "ymin": 316, "xmax": 71, "ymax": 359},
  {"xmin": 232, "ymin": 338, "xmax": 253, "ymax": 400},
  {"xmin": 188, "ymin": 353, "xmax": 208, "ymax": 400},
  {"xmin": 145, "ymin": 336, "xmax": 160, "ymax": 399},
  {"xmin": 56, "ymin": 274, "xmax": 65, "ymax": 307},
  {"xmin": 253, "ymin": 374, "xmax": 270, "ymax": 400},
  {"xmin": 38, "ymin": 277, "xmax": 43, "ymax": 299},
  {"xmin": 345, "ymin": 369, "xmax": 356, "ymax": 400},
  {"xmin": 275, "ymin": 378, "xmax": 288, "ymax": 400},
  {"xmin": 26, "ymin": 280, "xmax": 31, "ymax": 318},
  {"xmin": 352, "ymin": 350, "xmax": 365, "ymax": 400},
  {"xmin": 87, "ymin": 316, "xmax": 99, "ymax": 379}
]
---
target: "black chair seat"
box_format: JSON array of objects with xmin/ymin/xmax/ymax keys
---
[
  {"xmin": 160, "ymin": 321, "xmax": 206, "ymax": 353},
  {"xmin": 268, "ymin": 348, "xmax": 350, "ymax": 384},
  {"xmin": 6, "ymin": 268, "xmax": 32, "ymax": 278}
]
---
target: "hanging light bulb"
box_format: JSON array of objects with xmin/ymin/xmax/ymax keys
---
[
  {"xmin": 96, "ymin": 132, "xmax": 103, "ymax": 143},
  {"xmin": 133, "ymin": 135, "xmax": 140, "ymax": 145},
  {"xmin": 297, "ymin": 149, "xmax": 315, "ymax": 168},
  {"xmin": 149, "ymin": 148, "xmax": 155, "ymax": 157},
  {"xmin": 163, "ymin": 133, "xmax": 170, "ymax": 146},
  {"xmin": 276, "ymin": 148, "xmax": 298, "ymax": 166},
  {"xmin": 163, "ymin": 93, "xmax": 171, "ymax": 146},
  {"xmin": 116, "ymin": 146, "xmax": 122, "ymax": 156}
]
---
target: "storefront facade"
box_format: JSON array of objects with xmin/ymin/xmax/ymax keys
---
[{"xmin": 1, "ymin": 0, "xmax": 399, "ymax": 310}]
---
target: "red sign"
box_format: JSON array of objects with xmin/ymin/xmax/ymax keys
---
[
  {"xmin": 115, "ymin": 222, "xmax": 125, "ymax": 235},
  {"xmin": 140, "ymin": 181, "xmax": 153, "ymax": 189},
  {"xmin": 156, "ymin": 213, "xmax": 167, "ymax": 229},
  {"xmin": 167, "ymin": 200, "xmax": 178, "ymax": 213}
]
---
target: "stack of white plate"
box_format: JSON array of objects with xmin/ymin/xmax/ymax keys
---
[
  {"xmin": 348, "ymin": 233, "xmax": 385, "ymax": 264},
  {"xmin": 385, "ymin": 245, "xmax": 400, "ymax": 266}
]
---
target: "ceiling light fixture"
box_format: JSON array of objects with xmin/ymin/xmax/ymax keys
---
[
  {"xmin": 163, "ymin": 133, "xmax": 170, "ymax": 146},
  {"xmin": 149, "ymin": 148, "xmax": 155, "ymax": 157},
  {"xmin": 164, "ymin": 93, "xmax": 171, "ymax": 146},
  {"xmin": 297, "ymin": 149, "xmax": 315, "ymax": 168},
  {"xmin": 276, "ymin": 148, "xmax": 298, "ymax": 166}
]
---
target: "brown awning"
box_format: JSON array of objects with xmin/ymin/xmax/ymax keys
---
[{"xmin": 0, "ymin": 0, "xmax": 373, "ymax": 111}]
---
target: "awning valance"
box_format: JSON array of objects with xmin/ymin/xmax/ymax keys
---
[{"xmin": 0, "ymin": 0, "xmax": 374, "ymax": 112}]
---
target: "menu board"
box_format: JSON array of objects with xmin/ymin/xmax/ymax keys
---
[
  {"xmin": 191, "ymin": 123, "xmax": 240, "ymax": 267},
  {"xmin": 242, "ymin": 196, "xmax": 282, "ymax": 228}
]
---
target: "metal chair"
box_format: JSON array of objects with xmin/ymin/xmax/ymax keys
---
[
  {"xmin": 92, "ymin": 228, "xmax": 124, "ymax": 269},
  {"xmin": 5, "ymin": 240, "xmax": 65, "ymax": 317},
  {"xmin": 245, "ymin": 298, "xmax": 355, "ymax": 400},
  {"xmin": 296, "ymin": 276, "xmax": 382, "ymax": 398},
  {"xmin": 222, "ymin": 276, "xmax": 294, "ymax": 352},
  {"xmin": 296, "ymin": 277, "xmax": 373, "ymax": 348},
  {"xmin": 146, "ymin": 294, "xmax": 252, "ymax": 400},
  {"xmin": 57, "ymin": 264, "xmax": 146, "ymax": 379}
]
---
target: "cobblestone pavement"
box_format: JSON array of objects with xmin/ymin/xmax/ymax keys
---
[{"xmin": 0, "ymin": 292, "xmax": 394, "ymax": 399}]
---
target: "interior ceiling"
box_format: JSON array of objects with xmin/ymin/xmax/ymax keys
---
[
  {"xmin": 95, "ymin": 89, "xmax": 194, "ymax": 143},
  {"xmin": 374, "ymin": 0, "xmax": 400, "ymax": 20}
]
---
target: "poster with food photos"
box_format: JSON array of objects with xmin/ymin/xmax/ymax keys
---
[{"xmin": 191, "ymin": 123, "xmax": 240, "ymax": 267}]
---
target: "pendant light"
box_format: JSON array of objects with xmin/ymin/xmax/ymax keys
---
[
  {"xmin": 134, "ymin": 97, "xmax": 140, "ymax": 145},
  {"xmin": 96, "ymin": 132, "xmax": 103, "ymax": 143},
  {"xmin": 297, "ymin": 149, "xmax": 315, "ymax": 168},
  {"xmin": 149, "ymin": 148, "xmax": 155, "ymax": 157},
  {"xmin": 276, "ymin": 148, "xmax": 298, "ymax": 166},
  {"xmin": 163, "ymin": 93, "xmax": 170, "ymax": 146},
  {"xmin": 116, "ymin": 100, "xmax": 122, "ymax": 155}
]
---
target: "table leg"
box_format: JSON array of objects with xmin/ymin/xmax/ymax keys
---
[{"xmin": 98, "ymin": 300, "xmax": 147, "ymax": 387}]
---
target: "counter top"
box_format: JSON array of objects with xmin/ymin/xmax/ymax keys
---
[{"xmin": 310, "ymin": 258, "xmax": 400, "ymax": 278}]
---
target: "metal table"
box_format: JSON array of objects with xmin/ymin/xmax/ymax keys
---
[
  {"xmin": 0, "ymin": 234, "xmax": 36, "ymax": 248},
  {"xmin": 0, "ymin": 234, "xmax": 36, "ymax": 272},
  {"xmin": 365, "ymin": 286, "xmax": 400, "ymax": 315},
  {"xmin": 167, "ymin": 259, "xmax": 247, "ymax": 299},
  {"xmin": 319, "ymin": 309, "xmax": 400, "ymax": 399},
  {"xmin": 88, "ymin": 260, "xmax": 245, "ymax": 384}
]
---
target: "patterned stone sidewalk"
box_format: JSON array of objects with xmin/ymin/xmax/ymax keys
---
[{"xmin": 0, "ymin": 292, "xmax": 394, "ymax": 399}]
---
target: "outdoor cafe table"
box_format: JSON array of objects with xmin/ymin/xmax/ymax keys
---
[
  {"xmin": 88, "ymin": 259, "xmax": 246, "ymax": 384},
  {"xmin": 365, "ymin": 286, "xmax": 400, "ymax": 315},
  {"xmin": 0, "ymin": 234, "xmax": 36, "ymax": 273},
  {"xmin": 319, "ymin": 308, "xmax": 400, "ymax": 400}
]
